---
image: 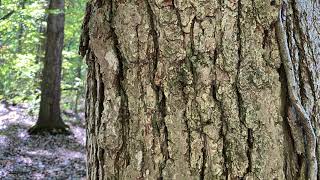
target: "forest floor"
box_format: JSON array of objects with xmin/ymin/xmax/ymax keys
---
[{"xmin": 0, "ymin": 102, "xmax": 86, "ymax": 180}]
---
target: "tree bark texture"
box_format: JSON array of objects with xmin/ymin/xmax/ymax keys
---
[
  {"xmin": 32, "ymin": 0, "xmax": 67, "ymax": 132},
  {"xmin": 80, "ymin": 0, "xmax": 320, "ymax": 179}
]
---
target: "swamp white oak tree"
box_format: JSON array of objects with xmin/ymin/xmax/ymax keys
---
[
  {"xmin": 80, "ymin": 0, "xmax": 320, "ymax": 179},
  {"xmin": 29, "ymin": 0, "xmax": 69, "ymax": 134}
]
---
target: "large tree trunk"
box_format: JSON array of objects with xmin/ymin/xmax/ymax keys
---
[
  {"xmin": 29, "ymin": 0, "xmax": 68, "ymax": 134},
  {"xmin": 80, "ymin": 0, "xmax": 320, "ymax": 179}
]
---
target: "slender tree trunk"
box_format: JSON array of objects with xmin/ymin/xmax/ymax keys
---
[
  {"xmin": 29, "ymin": 0, "xmax": 69, "ymax": 134},
  {"xmin": 35, "ymin": 6, "xmax": 47, "ymax": 64},
  {"xmin": 81, "ymin": 0, "xmax": 320, "ymax": 179},
  {"xmin": 16, "ymin": 0, "xmax": 26, "ymax": 53}
]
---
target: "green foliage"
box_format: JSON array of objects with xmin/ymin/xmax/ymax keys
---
[{"xmin": 0, "ymin": 0, "xmax": 86, "ymax": 112}]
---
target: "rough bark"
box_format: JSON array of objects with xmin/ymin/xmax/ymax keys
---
[
  {"xmin": 29, "ymin": 0, "xmax": 69, "ymax": 134},
  {"xmin": 80, "ymin": 0, "xmax": 320, "ymax": 179}
]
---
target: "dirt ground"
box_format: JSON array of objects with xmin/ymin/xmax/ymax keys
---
[{"xmin": 0, "ymin": 102, "xmax": 86, "ymax": 180}]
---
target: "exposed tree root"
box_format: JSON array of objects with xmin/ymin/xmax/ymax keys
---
[
  {"xmin": 275, "ymin": 3, "xmax": 317, "ymax": 179},
  {"xmin": 28, "ymin": 123, "xmax": 71, "ymax": 135}
]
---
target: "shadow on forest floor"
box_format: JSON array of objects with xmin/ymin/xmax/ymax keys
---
[{"xmin": 0, "ymin": 102, "xmax": 86, "ymax": 180}]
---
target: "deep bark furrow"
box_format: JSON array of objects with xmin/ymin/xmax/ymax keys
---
[
  {"xmin": 200, "ymin": 134, "xmax": 207, "ymax": 180},
  {"xmin": 145, "ymin": 0, "xmax": 170, "ymax": 178},
  {"xmin": 212, "ymin": 80, "xmax": 228, "ymax": 179},
  {"xmin": 190, "ymin": 17, "xmax": 196, "ymax": 55},
  {"xmin": 179, "ymin": 66, "xmax": 192, "ymax": 167},
  {"xmin": 79, "ymin": 2, "xmax": 92, "ymax": 57},
  {"xmin": 96, "ymin": 63, "xmax": 105, "ymax": 179},
  {"xmin": 236, "ymin": 0, "xmax": 244, "ymax": 125},
  {"xmin": 236, "ymin": 0, "xmax": 252, "ymax": 177},
  {"xmin": 85, "ymin": 51, "xmax": 95, "ymax": 179},
  {"xmin": 184, "ymin": 110, "xmax": 192, "ymax": 167},
  {"xmin": 244, "ymin": 128, "xmax": 253, "ymax": 176},
  {"xmin": 108, "ymin": 0, "xmax": 131, "ymax": 176},
  {"xmin": 221, "ymin": 121, "xmax": 229, "ymax": 179}
]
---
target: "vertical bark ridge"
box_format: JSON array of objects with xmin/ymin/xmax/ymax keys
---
[
  {"xmin": 236, "ymin": 0, "xmax": 285, "ymax": 178},
  {"xmin": 276, "ymin": 2, "xmax": 318, "ymax": 179},
  {"xmin": 82, "ymin": 0, "xmax": 320, "ymax": 179},
  {"xmin": 145, "ymin": 0, "xmax": 170, "ymax": 178},
  {"xmin": 236, "ymin": 0, "xmax": 252, "ymax": 178},
  {"xmin": 85, "ymin": 51, "xmax": 98, "ymax": 179},
  {"xmin": 96, "ymin": 63, "xmax": 105, "ymax": 179},
  {"xmin": 211, "ymin": 79, "xmax": 228, "ymax": 179},
  {"xmin": 236, "ymin": 1, "xmax": 253, "ymax": 177},
  {"xmin": 278, "ymin": 61, "xmax": 304, "ymax": 179},
  {"xmin": 109, "ymin": 0, "xmax": 131, "ymax": 177}
]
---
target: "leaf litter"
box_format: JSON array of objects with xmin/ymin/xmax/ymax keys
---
[{"xmin": 0, "ymin": 102, "xmax": 86, "ymax": 180}]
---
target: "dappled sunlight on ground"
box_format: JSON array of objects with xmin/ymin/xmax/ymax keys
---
[{"xmin": 0, "ymin": 103, "xmax": 86, "ymax": 179}]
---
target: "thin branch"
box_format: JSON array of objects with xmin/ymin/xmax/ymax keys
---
[
  {"xmin": 0, "ymin": 10, "xmax": 15, "ymax": 21},
  {"xmin": 62, "ymin": 87, "xmax": 79, "ymax": 91}
]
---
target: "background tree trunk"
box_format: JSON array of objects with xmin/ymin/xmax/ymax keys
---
[
  {"xmin": 16, "ymin": 0, "xmax": 26, "ymax": 53},
  {"xmin": 29, "ymin": 0, "xmax": 68, "ymax": 134},
  {"xmin": 80, "ymin": 0, "xmax": 320, "ymax": 179}
]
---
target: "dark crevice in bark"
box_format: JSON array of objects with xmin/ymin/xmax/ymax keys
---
[
  {"xmin": 172, "ymin": 0, "xmax": 184, "ymax": 38},
  {"xmin": 184, "ymin": 110, "xmax": 192, "ymax": 167},
  {"xmin": 200, "ymin": 134, "xmax": 208, "ymax": 180},
  {"xmin": 108, "ymin": 0, "xmax": 131, "ymax": 177},
  {"xmin": 94, "ymin": 145, "xmax": 99, "ymax": 180},
  {"xmin": 84, "ymin": 50, "xmax": 91, "ymax": 132},
  {"xmin": 140, "ymin": 142, "xmax": 146, "ymax": 179},
  {"xmin": 94, "ymin": 63, "xmax": 105, "ymax": 180},
  {"xmin": 158, "ymin": 89, "xmax": 169, "ymax": 178},
  {"xmin": 212, "ymin": 48, "xmax": 218, "ymax": 65},
  {"xmin": 89, "ymin": 57, "xmax": 97, "ymax": 135},
  {"xmin": 211, "ymin": 80, "xmax": 228, "ymax": 179},
  {"xmin": 196, "ymin": 110, "xmax": 207, "ymax": 180},
  {"xmin": 188, "ymin": 16, "xmax": 197, "ymax": 89},
  {"xmin": 298, "ymin": 62, "xmax": 308, "ymax": 108},
  {"xmin": 85, "ymin": 50, "xmax": 94, "ymax": 179},
  {"xmin": 174, "ymin": 0, "xmax": 192, "ymax": 169},
  {"xmin": 236, "ymin": 0, "xmax": 253, "ymax": 178},
  {"xmin": 89, "ymin": 57, "xmax": 98, "ymax": 178},
  {"xmin": 97, "ymin": 64, "xmax": 104, "ymax": 132},
  {"xmin": 99, "ymin": 148, "xmax": 105, "ymax": 178},
  {"xmin": 145, "ymin": 0, "xmax": 170, "ymax": 178},
  {"xmin": 179, "ymin": 69, "xmax": 192, "ymax": 167},
  {"xmin": 190, "ymin": 16, "xmax": 196, "ymax": 55},
  {"xmin": 221, "ymin": 132, "xmax": 228, "ymax": 180},
  {"xmin": 236, "ymin": 0, "xmax": 245, "ymax": 127},
  {"xmin": 262, "ymin": 29, "xmax": 269, "ymax": 49},
  {"xmin": 283, "ymin": 108, "xmax": 302, "ymax": 179},
  {"xmin": 79, "ymin": 2, "xmax": 92, "ymax": 57},
  {"xmin": 296, "ymin": 153, "xmax": 304, "ymax": 177},
  {"xmin": 244, "ymin": 128, "xmax": 253, "ymax": 177}
]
